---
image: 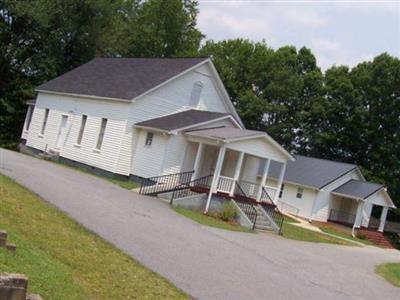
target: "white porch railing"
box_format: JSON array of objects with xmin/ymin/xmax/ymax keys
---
[
  {"xmin": 217, "ymin": 176, "xmax": 236, "ymax": 194},
  {"xmin": 239, "ymin": 180, "xmax": 259, "ymax": 199},
  {"xmin": 263, "ymin": 185, "xmax": 278, "ymax": 202}
]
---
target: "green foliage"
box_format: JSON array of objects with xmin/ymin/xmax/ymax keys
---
[{"xmin": 220, "ymin": 202, "xmax": 238, "ymax": 221}]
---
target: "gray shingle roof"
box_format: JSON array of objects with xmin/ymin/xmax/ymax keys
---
[
  {"xmin": 37, "ymin": 57, "xmax": 208, "ymax": 100},
  {"xmin": 135, "ymin": 110, "xmax": 229, "ymax": 131},
  {"xmin": 269, "ymin": 155, "xmax": 357, "ymax": 189},
  {"xmin": 185, "ymin": 127, "xmax": 265, "ymax": 141},
  {"xmin": 332, "ymin": 179, "xmax": 383, "ymax": 199}
]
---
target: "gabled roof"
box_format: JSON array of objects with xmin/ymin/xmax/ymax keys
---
[
  {"xmin": 135, "ymin": 110, "xmax": 231, "ymax": 132},
  {"xmin": 37, "ymin": 57, "xmax": 208, "ymax": 101},
  {"xmin": 332, "ymin": 179, "xmax": 383, "ymax": 200},
  {"xmin": 185, "ymin": 127, "xmax": 295, "ymax": 161},
  {"xmin": 269, "ymin": 155, "xmax": 357, "ymax": 189}
]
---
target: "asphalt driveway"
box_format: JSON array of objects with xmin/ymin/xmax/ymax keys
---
[{"xmin": 1, "ymin": 149, "xmax": 399, "ymax": 299}]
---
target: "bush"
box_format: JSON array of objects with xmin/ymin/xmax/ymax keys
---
[{"xmin": 220, "ymin": 202, "xmax": 238, "ymax": 221}]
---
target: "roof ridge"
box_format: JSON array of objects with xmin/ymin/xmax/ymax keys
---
[{"xmin": 295, "ymin": 154, "xmax": 357, "ymax": 167}]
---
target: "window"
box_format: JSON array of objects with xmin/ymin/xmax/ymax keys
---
[
  {"xmin": 76, "ymin": 115, "xmax": 87, "ymax": 145},
  {"xmin": 96, "ymin": 118, "xmax": 107, "ymax": 150},
  {"xmin": 41, "ymin": 108, "xmax": 49, "ymax": 135},
  {"xmin": 145, "ymin": 132, "xmax": 153, "ymax": 146},
  {"xmin": 296, "ymin": 187, "xmax": 304, "ymax": 199},
  {"xmin": 279, "ymin": 184, "xmax": 285, "ymax": 198},
  {"xmin": 24, "ymin": 105, "xmax": 34, "ymax": 131},
  {"xmin": 189, "ymin": 81, "xmax": 203, "ymax": 107}
]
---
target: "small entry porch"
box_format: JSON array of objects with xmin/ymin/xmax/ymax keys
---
[
  {"xmin": 183, "ymin": 127, "xmax": 294, "ymax": 213},
  {"xmin": 329, "ymin": 180, "xmax": 396, "ymax": 235}
]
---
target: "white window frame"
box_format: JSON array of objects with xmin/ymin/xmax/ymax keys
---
[
  {"xmin": 76, "ymin": 115, "xmax": 87, "ymax": 145},
  {"xmin": 24, "ymin": 105, "xmax": 34, "ymax": 132},
  {"xmin": 95, "ymin": 118, "xmax": 107, "ymax": 150},
  {"xmin": 296, "ymin": 187, "xmax": 304, "ymax": 199},
  {"xmin": 40, "ymin": 108, "xmax": 50, "ymax": 135},
  {"xmin": 145, "ymin": 132, "xmax": 153, "ymax": 146},
  {"xmin": 279, "ymin": 184, "xmax": 285, "ymax": 198}
]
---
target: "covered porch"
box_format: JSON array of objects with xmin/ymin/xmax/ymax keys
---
[
  {"xmin": 183, "ymin": 127, "xmax": 294, "ymax": 212},
  {"xmin": 329, "ymin": 179, "xmax": 396, "ymax": 234}
]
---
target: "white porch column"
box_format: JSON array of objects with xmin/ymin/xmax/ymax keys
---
[
  {"xmin": 192, "ymin": 143, "xmax": 204, "ymax": 179},
  {"xmin": 230, "ymin": 151, "xmax": 244, "ymax": 196},
  {"xmin": 378, "ymin": 206, "xmax": 389, "ymax": 232},
  {"xmin": 256, "ymin": 158, "xmax": 270, "ymax": 201},
  {"xmin": 273, "ymin": 162, "xmax": 287, "ymax": 204},
  {"xmin": 352, "ymin": 200, "xmax": 364, "ymax": 236},
  {"xmin": 204, "ymin": 146, "xmax": 226, "ymax": 213}
]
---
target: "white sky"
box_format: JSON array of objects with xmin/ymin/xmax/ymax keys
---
[{"xmin": 197, "ymin": 0, "xmax": 400, "ymax": 70}]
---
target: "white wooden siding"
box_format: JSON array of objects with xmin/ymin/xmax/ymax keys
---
[
  {"xmin": 131, "ymin": 130, "xmax": 168, "ymax": 177},
  {"xmin": 161, "ymin": 134, "xmax": 188, "ymax": 175},
  {"xmin": 277, "ymin": 183, "xmax": 318, "ymax": 219},
  {"xmin": 311, "ymin": 169, "xmax": 363, "ymax": 222},
  {"xmin": 24, "ymin": 62, "xmax": 238, "ymax": 177}
]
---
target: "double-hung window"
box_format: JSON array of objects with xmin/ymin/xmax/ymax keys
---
[
  {"xmin": 41, "ymin": 108, "xmax": 49, "ymax": 135},
  {"xmin": 96, "ymin": 118, "xmax": 107, "ymax": 150},
  {"xmin": 25, "ymin": 106, "xmax": 34, "ymax": 131},
  {"xmin": 279, "ymin": 184, "xmax": 285, "ymax": 198},
  {"xmin": 76, "ymin": 115, "xmax": 87, "ymax": 145},
  {"xmin": 145, "ymin": 132, "xmax": 153, "ymax": 146},
  {"xmin": 296, "ymin": 187, "xmax": 304, "ymax": 199}
]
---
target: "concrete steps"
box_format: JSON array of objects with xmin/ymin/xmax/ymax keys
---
[
  {"xmin": 254, "ymin": 206, "xmax": 274, "ymax": 232},
  {"xmin": 358, "ymin": 229, "xmax": 394, "ymax": 248}
]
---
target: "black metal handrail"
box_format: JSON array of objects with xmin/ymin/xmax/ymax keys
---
[
  {"xmin": 139, "ymin": 171, "xmax": 194, "ymax": 195},
  {"xmin": 232, "ymin": 182, "xmax": 257, "ymax": 229},
  {"xmin": 170, "ymin": 175, "xmax": 214, "ymax": 204},
  {"xmin": 261, "ymin": 187, "xmax": 274, "ymax": 205},
  {"xmin": 260, "ymin": 202, "xmax": 285, "ymax": 235}
]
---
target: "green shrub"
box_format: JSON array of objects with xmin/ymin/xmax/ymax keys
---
[{"xmin": 220, "ymin": 202, "xmax": 238, "ymax": 221}]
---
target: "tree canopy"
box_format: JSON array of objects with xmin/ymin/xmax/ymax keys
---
[{"xmin": 1, "ymin": 0, "xmax": 399, "ymax": 208}]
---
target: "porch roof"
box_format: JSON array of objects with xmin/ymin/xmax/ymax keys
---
[
  {"xmin": 185, "ymin": 127, "xmax": 295, "ymax": 161},
  {"xmin": 135, "ymin": 110, "xmax": 233, "ymax": 132},
  {"xmin": 332, "ymin": 179, "xmax": 396, "ymax": 208},
  {"xmin": 332, "ymin": 179, "xmax": 383, "ymax": 200}
]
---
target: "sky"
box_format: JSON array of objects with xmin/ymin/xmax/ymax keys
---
[{"xmin": 197, "ymin": 0, "xmax": 400, "ymax": 70}]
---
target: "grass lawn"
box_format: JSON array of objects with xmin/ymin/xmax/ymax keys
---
[
  {"xmin": 318, "ymin": 224, "xmax": 372, "ymax": 245},
  {"xmin": 0, "ymin": 175, "xmax": 186, "ymax": 300},
  {"xmin": 281, "ymin": 216, "xmax": 355, "ymax": 246},
  {"xmin": 376, "ymin": 263, "xmax": 400, "ymax": 287},
  {"xmin": 173, "ymin": 206, "xmax": 253, "ymax": 233}
]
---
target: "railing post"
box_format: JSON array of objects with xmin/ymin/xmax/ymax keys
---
[{"xmin": 257, "ymin": 158, "xmax": 270, "ymax": 201}]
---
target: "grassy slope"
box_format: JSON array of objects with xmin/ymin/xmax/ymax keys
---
[
  {"xmin": 0, "ymin": 175, "xmax": 186, "ymax": 300},
  {"xmin": 281, "ymin": 216, "xmax": 354, "ymax": 246},
  {"xmin": 318, "ymin": 225, "xmax": 372, "ymax": 245},
  {"xmin": 376, "ymin": 263, "xmax": 400, "ymax": 287},
  {"xmin": 173, "ymin": 207, "xmax": 253, "ymax": 233}
]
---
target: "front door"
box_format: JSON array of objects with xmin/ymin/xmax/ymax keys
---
[{"xmin": 56, "ymin": 115, "xmax": 68, "ymax": 148}]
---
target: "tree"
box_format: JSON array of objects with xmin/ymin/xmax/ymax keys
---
[
  {"xmin": 126, "ymin": 0, "xmax": 203, "ymax": 57},
  {"xmin": 199, "ymin": 40, "xmax": 324, "ymax": 151}
]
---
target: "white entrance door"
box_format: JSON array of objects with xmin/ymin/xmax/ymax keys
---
[{"xmin": 56, "ymin": 115, "xmax": 68, "ymax": 148}]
